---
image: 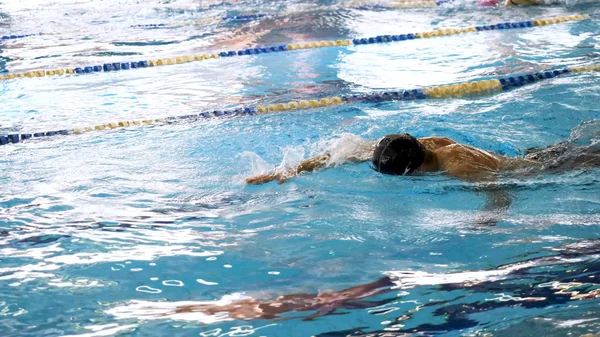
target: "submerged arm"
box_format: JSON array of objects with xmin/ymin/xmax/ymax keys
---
[
  {"xmin": 440, "ymin": 150, "xmax": 512, "ymax": 224},
  {"xmin": 446, "ymin": 166, "xmax": 512, "ymax": 225}
]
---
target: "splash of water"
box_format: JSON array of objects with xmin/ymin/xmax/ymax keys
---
[
  {"xmin": 241, "ymin": 146, "xmax": 306, "ymax": 181},
  {"xmin": 275, "ymin": 146, "xmax": 306, "ymax": 172},
  {"xmin": 314, "ymin": 133, "xmax": 375, "ymax": 167},
  {"xmin": 242, "ymin": 134, "xmax": 375, "ymax": 177},
  {"xmin": 569, "ymin": 119, "xmax": 600, "ymax": 146},
  {"xmin": 240, "ymin": 151, "xmax": 272, "ymax": 176}
]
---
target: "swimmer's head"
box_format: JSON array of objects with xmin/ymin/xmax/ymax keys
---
[{"xmin": 372, "ymin": 134, "xmax": 426, "ymax": 175}]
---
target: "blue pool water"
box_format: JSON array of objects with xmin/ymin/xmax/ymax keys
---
[{"xmin": 1, "ymin": 0, "xmax": 600, "ymax": 336}]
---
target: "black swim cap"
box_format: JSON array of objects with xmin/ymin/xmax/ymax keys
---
[{"xmin": 372, "ymin": 134, "xmax": 426, "ymax": 175}]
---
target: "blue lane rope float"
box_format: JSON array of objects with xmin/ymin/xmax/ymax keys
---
[
  {"xmin": 0, "ymin": 14, "xmax": 591, "ymax": 82},
  {"xmin": 1, "ymin": 33, "xmax": 42, "ymax": 41},
  {"xmin": 1, "ymin": 63, "xmax": 598, "ymax": 147},
  {"xmin": 0, "ymin": 29, "xmax": 90, "ymax": 42}
]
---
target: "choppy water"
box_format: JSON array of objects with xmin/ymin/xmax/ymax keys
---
[{"xmin": 1, "ymin": 0, "xmax": 600, "ymax": 336}]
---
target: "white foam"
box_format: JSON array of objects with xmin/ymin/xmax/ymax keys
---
[
  {"xmin": 275, "ymin": 145, "xmax": 306, "ymax": 171},
  {"xmin": 243, "ymin": 134, "xmax": 375, "ymax": 179},
  {"xmin": 569, "ymin": 119, "xmax": 600, "ymax": 145},
  {"xmin": 240, "ymin": 151, "xmax": 272, "ymax": 176},
  {"xmin": 314, "ymin": 133, "xmax": 375, "ymax": 167},
  {"xmin": 242, "ymin": 145, "xmax": 305, "ymax": 179}
]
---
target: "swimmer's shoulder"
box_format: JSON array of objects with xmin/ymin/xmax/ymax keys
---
[{"xmin": 417, "ymin": 137, "xmax": 457, "ymax": 150}]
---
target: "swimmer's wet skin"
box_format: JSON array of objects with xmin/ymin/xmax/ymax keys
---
[
  {"xmin": 246, "ymin": 133, "xmax": 538, "ymax": 184},
  {"xmin": 245, "ymin": 129, "xmax": 600, "ymax": 185}
]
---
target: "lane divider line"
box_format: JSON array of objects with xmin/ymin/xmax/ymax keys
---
[
  {"xmin": 0, "ymin": 14, "xmax": 590, "ymax": 82},
  {"xmin": 2, "ymin": 63, "xmax": 598, "ymax": 146}
]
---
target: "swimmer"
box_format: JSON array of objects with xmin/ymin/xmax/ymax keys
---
[
  {"xmin": 245, "ymin": 130, "xmax": 600, "ymax": 185},
  {"xmin": 245, "ymin": 134, "xmax": 530, "ymax": 184}
]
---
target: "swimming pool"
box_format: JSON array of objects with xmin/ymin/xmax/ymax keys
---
[{"xmin": 1, "ymin": 0, "xmax": 600, "ymax": 336}]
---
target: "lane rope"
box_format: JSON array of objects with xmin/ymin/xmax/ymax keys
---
[
  {"xmin": 0, "ymin": 14, "xmax": 591, "ymax": 82},
  {"xmin": 1, "ymin": 63, "xmax": 598, "ymax": 146}
]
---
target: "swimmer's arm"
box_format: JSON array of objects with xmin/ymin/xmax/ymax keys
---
[
  {"xmin": 245, "ymin": 172, "xmax": 281, "ymax": 185},
  {"xmin": 294, "ymin": 151, "xmax": 372, "ymax": 173},
  {"xmin": 442, "ymin": 158, "xmax": 511, "ymax": 224},
  {"xmin": 246, "ymin": 154, "xmax": 332, "ymax": 185},
  {"xmin": 246, "ymin": 138, "xmax": 376, "ymax": 185},
  {"xmin": 444, "ymin": 165, "xmax": 512, "ymax": 225},
  {"xmin": 246, "ymin": 150, "xmax": 373, "ymax": 185}
]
